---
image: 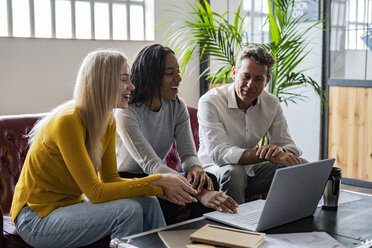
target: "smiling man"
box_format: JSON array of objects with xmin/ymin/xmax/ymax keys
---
[{"xmin": 197, "ymin": 45, "xmax": 303, "ymax": 204}]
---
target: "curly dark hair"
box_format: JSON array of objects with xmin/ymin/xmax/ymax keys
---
[{"xmin": 130, "ymin": 43, "xmax": 175, "ymax": 107}]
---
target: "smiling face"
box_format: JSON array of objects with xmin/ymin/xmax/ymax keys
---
[
  {"xmin": 232, "ymin": 58, "xmax": 270, "ymax": 110},
  {"xmin": 117, "ymin": 62, "xmax": 135, "ymax": 109},
  {"xmin": 160, "ymin": 53, "xmax": 181, "ymax": 101}
]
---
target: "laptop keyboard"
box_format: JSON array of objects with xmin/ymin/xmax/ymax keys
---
[{"xmin": 231, "ymin": 211, "xmax": 262, "ymax": 226}]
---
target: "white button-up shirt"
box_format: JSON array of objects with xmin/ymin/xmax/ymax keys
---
[{"xmin": 198, "ymin": 83, "xmax": 301, "ymax": 173}]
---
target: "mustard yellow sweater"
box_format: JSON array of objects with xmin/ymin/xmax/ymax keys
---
[{"xmin": 10, "ymin": 105, "xmax": 163, "ymax": 222}]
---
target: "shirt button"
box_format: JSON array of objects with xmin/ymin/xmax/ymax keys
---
[
  {"xmin": 129, "ymin": 186, "xmax": 133, "ymax": 189},
  {"xmin": 145, "ymin": 183, "xmax": 148, "ymax": 186},
  {"xmin": 137, "ymin": 184, "xmax": 141, "ymax": 188}
]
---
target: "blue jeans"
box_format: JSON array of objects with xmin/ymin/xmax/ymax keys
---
[{"xmin": 15, "ymin": 197, "xmax": 166, "ymax": 248}]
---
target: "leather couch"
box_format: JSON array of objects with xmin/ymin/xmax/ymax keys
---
[{"xmin": 0, "ymin": 106, "xmax": 199, "ymax": 248}]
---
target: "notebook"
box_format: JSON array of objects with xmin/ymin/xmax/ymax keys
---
[
  {"xmin": 204, "ymin": 158, "xmax": 335, "ymax": 232},
  {"xmin": 189, "ymin": 224, "xmax": 265, "ymax": 248}
]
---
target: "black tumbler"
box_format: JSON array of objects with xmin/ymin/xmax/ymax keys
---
[{"xmin": 322, "ymin": 167, "xmax": 342, "ymax": 210}]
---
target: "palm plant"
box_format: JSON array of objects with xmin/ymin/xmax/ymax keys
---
[
  {"xmin": 161, "ymin": 0, "xmax": 325, "ymax": 107},
  {"xmin": 265, "ymin": 0, "xmax": 325, "ymax": 106},
  {"xmin": 160, "ymin": 0, "xmax": 246, "ymax": 84}
]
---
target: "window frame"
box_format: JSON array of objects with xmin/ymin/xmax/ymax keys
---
[
  {"xmin": 328, "ymin": 0, "xmax": 372, "ymax": 82},
  {"xmin": 243, "ymin": 0, "xmax": 270, "ymax": 44},
  {"xmin": 2, "ymin": 0, "xmax": 151, "ymax": 40},
  {"xmin": 321, "ymin": 0, "xmax": 372, "ymax": 161}
]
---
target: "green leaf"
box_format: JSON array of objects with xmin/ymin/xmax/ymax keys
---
[{"xmin": 268, "ymin": 0, "xmax": 280, "ymax": 44}]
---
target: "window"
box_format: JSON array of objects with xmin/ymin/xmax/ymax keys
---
[
  {"xmin": 243, "ymin": 0, "xmax": 270, "ymax": 44},
  {"xmin": 330, "ymin": 0, "xmax": 372, "ymax": 80},
  {"xmin": 0, "ymin": 0, "xmax": 154, "ymax": 40}
]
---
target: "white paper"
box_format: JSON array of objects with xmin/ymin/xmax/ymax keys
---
[{"xmin": 260, "ymin": 232, "xmax": 347, "ymax": 248}]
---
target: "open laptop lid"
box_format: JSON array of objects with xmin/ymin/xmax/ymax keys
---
[
  {"xmin": 256, "ymin": 158, "xmax": 335, "ymax": 231},
  {"xmin": 204, "ymin": 158, "xmax": 335, "ymax": 231}
]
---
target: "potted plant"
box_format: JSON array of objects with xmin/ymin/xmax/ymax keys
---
[{"xmin": 160, "ymin": 0, "xmax": 325, "ymax": 107}]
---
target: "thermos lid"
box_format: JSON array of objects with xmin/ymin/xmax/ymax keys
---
[{"xmin": 330, "ymin": 167, "xmax": 342, "ymax": 177}]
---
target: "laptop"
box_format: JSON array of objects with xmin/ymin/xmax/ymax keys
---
[{"xmin": 204, "ymin": 158, "xmax": 335, "ymax": 231}]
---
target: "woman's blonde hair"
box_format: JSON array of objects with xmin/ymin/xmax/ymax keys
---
[{"xmin": 28, "ymin": 49, "xmax": 127, "ymax": 171}]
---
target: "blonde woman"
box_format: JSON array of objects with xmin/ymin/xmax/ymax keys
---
[{"xmin": 10, "ymin": 49, "xmax": 197, "ymax": 248}]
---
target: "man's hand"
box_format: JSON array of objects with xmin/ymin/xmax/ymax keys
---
[
  {"xmin": 256, "ymin": 144, "xmax": 283, "ymax": 159},
  {"xmin": 197, "ymin": 189, "xmax": 238, "ymax": 214},
  {"xmin": 268, "ymin": 151, "xmax": 301, "ymax": 166},
  {"xmin": 151, "ymin": 173, "xmax": 198, "ymax": 205},
  {"xmin": 187, "ymin": 165, "xmax": 214, "ymax": 193},
  {"xmin": 256, "ymin": 144, "xmax": 301, "ymax": 167}
]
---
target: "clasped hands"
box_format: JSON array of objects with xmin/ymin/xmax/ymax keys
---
[
  {"xmin": 256, "ymin": 144, "xmax": 301, "ymax": 167},
  {"xmin": 151, "ymin": 165, "xmax": 238, "ymax": 213}
]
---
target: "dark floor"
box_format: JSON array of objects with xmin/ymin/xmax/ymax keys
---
[{"xmin": 341, "ymin": 184, "xmax": 372, "ymax": 195}]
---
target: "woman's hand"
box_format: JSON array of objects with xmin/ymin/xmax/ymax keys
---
[
  {"xmin": 198, "ymin": 190, "xmax": 238, "ymax": 214},
  {"xmin": 187, "ymin": 165, "xmax": 214, "ymax": 193},
  {"xmin": 151, "ymin": 173, "xmax": 198, "ymax": 205}
]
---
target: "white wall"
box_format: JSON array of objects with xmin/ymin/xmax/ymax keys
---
[
  {"xmin": 0, "ymin": 39, "xmax": 148, "ymax": 114},
  {"xmin": 281, "ymin": 23, "xmax": 323, "ymax": 162},
  {"xmin": 0, "ymin": 0, "xmax": 200, "ymax": 115}
]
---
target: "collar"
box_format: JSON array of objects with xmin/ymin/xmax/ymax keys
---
[
  {"xmin": 227, "ymin": 84, "xmax": 239, "ymax": 109},
  {"xmin": 227, "ymin": 83, "xmax": 260, "ymax": 110}
]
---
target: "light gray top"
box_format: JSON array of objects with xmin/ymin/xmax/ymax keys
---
[
  {"xmin": 198, "ymin": 83, "xmax": 302, "ymax": 169},
  {"xmin": 115, "ymin": 98, "xmax": 201, "ymax": 174}
]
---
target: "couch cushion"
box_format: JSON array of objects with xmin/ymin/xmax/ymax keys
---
[
  {"xmin": 186, "ymin": 105, "xmax": 199, "ymax": 151},
  {"xmin": 164, "ymin": 106, "xmax": 199, "ymax": 173},
  {"xmin": 0, "ymin": 114, "xmax": 45, "ymax": 215}
]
